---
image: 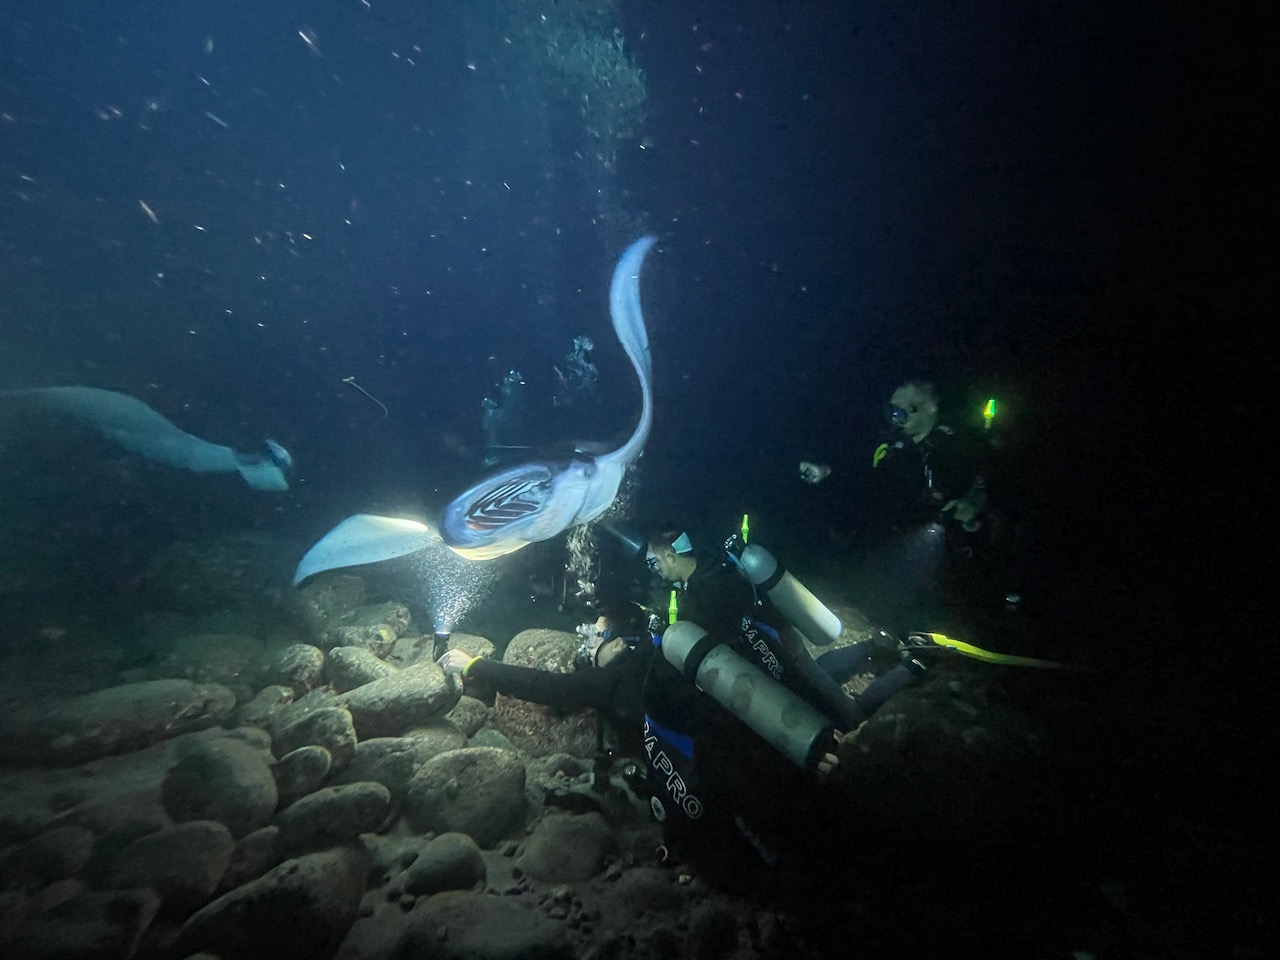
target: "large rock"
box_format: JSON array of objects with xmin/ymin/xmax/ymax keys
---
[
  {"xmin": 4, "ymin": 888, "xmax": 160, "ymax": 960},
  {"xmin": 274, "ymin": 706, "xmax": 358, "ymax": 769},
  {"xmin": 0, "ymin": 679, "xmax": 236, "ymax": 765},
  {"xmin": 160, "ymin": 633, "xmax": 265, "ymax": 687},
  {"xmin": 391, "ymin": 832, "xmax": 486, "ymax": 897},
  {"xmin": 161, "ymin": 737, "xmax": 278, "ymax": 838},
  {"xmin": 229, "ymin": 684, "xmax": 294, "ymax": 730},
  {"xmin": 445, "ymin": 695, "xmax": 491, "ymax": 737},
  {"xmin": 329, "ymin": 729, "xmax": 466, "ymax": 802},
  {"xmin": 493, "ymin": 629, "xmax": 598, "ymax": 758},
  {"xmin": 390, "ymin": 631, "xmax": 493, "ymax": 670},
  {"xmin": 254, "ymin": 643, "xmax": 325, "ymax": 693},
  {"xmin": 0, "ymin": 825, "xmax": 95, "ymax": 891},
  {"xmin": 403, "ymin": 747, "xmax": 526, "ymax": 847},
  {"xmin": 110, "ymin": 820, "xmax": 234, "ymax": 914},
  {"xmin": 275, "ymin": 782, "xmax": 392, "ymax": 857},
  {"xmin": 338, "ymin": 663, "xmax": 459, "ymax": 739},
  {"xmin": 222, "ymin": 825, "xmax": 280, "ymax": 891},
  {"xmin": 273, "ymin": 745, "xmax": 333, "ymax": 806},
  {"xmin": 515, "ymin": 811, "xmax": 616, "ymax": 883},
  {"xmin": 296, "ymin": 573, "xmax": 366, "ymax": 619},
  {"xmin": 394, "ymin": 891, "xmax": 571, "ymax": 960},
  {"xmin": 833, "ymin": 670, "xmax": 1046, "ymax": 839},
  {"xmin": 171, "ymin": 847, "xmax": 367, "ymax": 960},
  {"xmin": 325, "ymin": 646, "xmax": 396, "ymax": 692},
  {"xmin": 325, "ymin": 602, "xmax": 411, "ymax": 656}
]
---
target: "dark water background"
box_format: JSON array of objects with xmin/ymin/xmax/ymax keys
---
[
  {"xmin": 2, "ymin": 0, "xmax": 1269, "ymax": 639},
  {"xmin": 0, "ymin": 1, "xmax": 1273, "ymax": 946}
]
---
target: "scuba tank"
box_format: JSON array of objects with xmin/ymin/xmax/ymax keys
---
[
  {"xmin": 660, "ymin": 620, "xmax": 831, "ymax": 768},
  {"xmin": 726, "ymin": 535, "xmax": 842, "ymax": 646}
]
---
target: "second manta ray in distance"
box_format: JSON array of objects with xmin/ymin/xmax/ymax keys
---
[{"xmin": 293, "ymin": 235, "xmax": 658, "ymax": 585}]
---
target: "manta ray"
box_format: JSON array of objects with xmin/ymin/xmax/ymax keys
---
[
  {"xmin": 293, "ymin": 234, "xmax": 658, "ymax": 584},
  {"xmin": 3, "ymin": 386, "xmax": 292, "ymax": 491}
]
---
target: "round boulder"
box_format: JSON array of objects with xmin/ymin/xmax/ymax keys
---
[
  {"xmin": 170, "ymin": 847, "xmax": 366, "ymax": 960},
  {"xmin": 515, "ymin": 811, "xmax": 616, "ymax": 883},
  {"xmin": 161, "ymin": 737, "xmax": 278, "ymax": 839},
  {"xmin": 275, "ymin": 782, "xmax": 392, "ymax": 857},
  {"xmin": 403, "ymin": 747, "xmax": 526, "ymax": 847},
  {"xmin": 338, "ymin": 663, "xmax": 459, "ymax": 739},
  {"xmin": 273, "ymin": 745, "xmax": 333, "ymax": 807},
  {"xmin": 110, "ymin": 820, "xmax": 234, "ymax": 914},
  {"xmin": 395, "ymin": 832, "xmax": 486, "ymax": 897},
  {"xmin": 273, "ymin": 706, "xmax": 357, "ymax": 769},
  {"xmin": 493, "ymin": 629, "xmax": 598, "ymax": 758},
  {"xmin": 325, "ymin": 646, "xmax": 396, "ymax": 692}
]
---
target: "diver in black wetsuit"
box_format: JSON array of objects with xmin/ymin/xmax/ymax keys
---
[
  {"xmin": 442, "ymin": 530, "xmax": 922, "ymax": 872},
  {"xmin": 638, "ymin": 529, "xmax": 923, "ymax": 870},
  {"xmin": 643, "ymin": 530, "xmax": 917, "ymax": 734}
]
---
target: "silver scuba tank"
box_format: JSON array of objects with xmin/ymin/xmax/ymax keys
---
[
  {"xmin": 731, "ymin": 541, "xmax": 842, "ymax": 646},
  {"xmin": 660, "ymin": 620, "xmax": 831, "ymax": 768}
]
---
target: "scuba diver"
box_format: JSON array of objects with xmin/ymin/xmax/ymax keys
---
[
  {"xmin": 801, "ymin": 380, "xmax": 989, "ymax": 533},
  {"xmin": 800, "ymin": 379, "xmax": 1022, "ymax": 621},
  {"xmin": 615, "ymin": 523, "xmax": 929, "ymax": 872},
  {"xmin": 481, "ymin": 369, "xmax": 529, "ymax": 467},
  {"xmin": 440, "ymin": 521, "xmax": 928, "ymax": 873}
]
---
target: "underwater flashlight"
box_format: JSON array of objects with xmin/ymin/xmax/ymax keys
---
[
  {"xmin": 432, "ymin": 614, "xmax": 453, "ymax": 660},
  {"xmin": 983, "ymin": 397, "xmax": 997, "ymax": 431}
]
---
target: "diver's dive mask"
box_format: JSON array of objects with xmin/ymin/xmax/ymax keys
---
[{"xmin": 884, "ymin": 403, "xmax": 916, "ymax": 427}]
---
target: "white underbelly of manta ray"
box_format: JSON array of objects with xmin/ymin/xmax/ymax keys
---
[{"xmin": 293, "ymin": 235, "xmax": 657, "ymax": 585}]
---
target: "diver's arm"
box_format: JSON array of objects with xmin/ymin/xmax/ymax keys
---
[{"xmin": 463, "ymin": 657, "xmax": 621, "ymax": 712}]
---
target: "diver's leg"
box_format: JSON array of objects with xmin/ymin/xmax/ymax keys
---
[
  {"xmin": 854, "ymin": 664, "xmax": 919, "ymax": 717},
  {"xmin": 771, "ymin": 632, "xmax": 868, "ymax": 731},
  {"xmin": 814, "ymin": 640, "xmax": 876, "ymax": 683}
]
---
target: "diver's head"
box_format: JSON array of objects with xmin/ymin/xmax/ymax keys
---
[
  {"xmin": 885, "ymin": 381, "xmax": 939, "ymax": 441},
  {"xmin": 572, "ymin": 617, "xmax": 629, "ymax": 670},
  {"xmin": 645, "ymin": 530, "xmax": 698, "ymax": 584}
]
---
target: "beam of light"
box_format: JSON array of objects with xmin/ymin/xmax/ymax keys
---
[{"xmin": 407, "ymin": 536, "xmax": 505, "ymax": 638}]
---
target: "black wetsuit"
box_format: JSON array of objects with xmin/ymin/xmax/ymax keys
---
[
  {"xmin": 872, "ymin": 423, "xmax": 989, "ymax": 532},
  {"xmin": 641, "ymin": 549, "xmax": 897, "ymax": 869},
  {"xmin": 463, "ymin": 646, "xmax": 652, "ymax": 758}
]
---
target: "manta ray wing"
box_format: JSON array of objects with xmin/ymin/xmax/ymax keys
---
[{"xmin": 293, "ymin": 514, "xmax": 439, "ymax": 585}]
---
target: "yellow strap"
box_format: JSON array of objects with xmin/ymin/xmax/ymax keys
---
[{"xmin": 922, "ymin": 633, "xmax": 1068, "ymax": 669}]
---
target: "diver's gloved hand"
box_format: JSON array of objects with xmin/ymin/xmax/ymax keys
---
[
  {"xmin": 942, "ymin": 498, "xmax": 983, "ymax": 531},
  {"xmin": 815, "ymin": 729, "xmax": 856, "ymax": 782},
  {"xmin": 437, "ymin": 649, "xmax": 478, "ymax": 677},
  {"xmin": 798, "ymin": 461, "xmax": 832, "ymax": 485}
]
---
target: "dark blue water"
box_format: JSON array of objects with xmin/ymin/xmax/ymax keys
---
[{"xmin": 2, "ymin": 0, "xmax": 1268, "ymax": 631}]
